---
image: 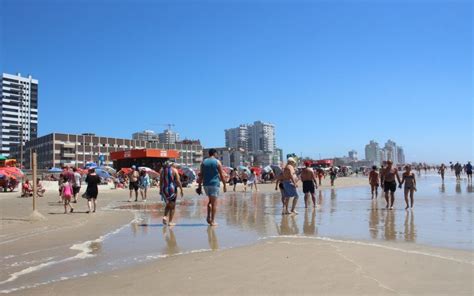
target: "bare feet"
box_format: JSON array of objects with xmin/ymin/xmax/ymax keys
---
[
  {"xmin": 389, "ymin": 207, "xmax": 394, "ymax": 210},
  {"xmin": 210, "ymin": 221, "xmax": 218, "ymax": 226},
  {"xmin": 291, "ymin": 210, "xmax": 299, "ymax": 215},
  {"xmin": 168, "ymin": 222, "xmax": 176, "ymax": 226},
  {"xmin": 162, "ymin": 217, "xmax": 168, "ymax": 225}
]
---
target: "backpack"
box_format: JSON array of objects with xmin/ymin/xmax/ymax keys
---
[{"xmin": 63, "ymin": 183, "xmax": 73, "ymax": 198}]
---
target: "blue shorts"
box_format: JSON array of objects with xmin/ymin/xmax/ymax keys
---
[
  {"xmin": 204, "ymin": 186, "xmax": 220, "ymax": 197},
  {"xmin": 282, "ymin": 181, "xmax": 298, "ymax": 199}
]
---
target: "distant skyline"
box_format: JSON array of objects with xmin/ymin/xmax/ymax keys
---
[{"xmin": 2, "ymin": 0, "xmax": 472, "ymax": 163}]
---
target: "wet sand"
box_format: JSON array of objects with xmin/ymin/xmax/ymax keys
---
[{"xmin": 1, "ymin": 175, "xmax": 473, "ymax": 295}]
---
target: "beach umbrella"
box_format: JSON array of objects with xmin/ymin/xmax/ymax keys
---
[
  {"xmin": 100, "ymin": 165, "xmax": 116, "ymax": 175},
  {"xmin": 118, "ymin": 167, "xmax": 133, "ymax": 175},
  {"xmin": 270, "ymin": 165, "xmax": 283, "ymax": 176},
  {"xmin": 48, "ymin": 167, "xmax": 62, "ymax": 173},
  {"xmin": 85, "ymin": 162, "xmax": 98, "ymax": 169},
  {"xmin": 95, "ymin": 168, "xmax": 111, "ymax": 179},
  {"xmin": 0, "ymin": 155, "xmax": 7, "ymax": 161},
  {"xmin": 238, "ymin": 166, "xmax": 250, "ymax": 173},
  {"xmin": 263, "ymin": 166, "xmax": 273, "ymax": 173},
  {"xmin": 222, "ymin": 166, "xmax": 232, "ymax": 175},
  {"xmin": 2, "ymin": 167, "xmax": 24, "ymax": 178},
  {"xmin": 182, "ymin": 167, "xmax": 196, "ymax": 182}
]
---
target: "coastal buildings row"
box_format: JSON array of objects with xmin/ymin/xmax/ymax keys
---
[
  {"xmin": 223, "ymin": 121, "xmax": 282, "ymax": 167},
  {"xmin": 0, "ymin": 73, "xmax": 38, "ymax": 157},
  {"xmin": 365, "ymin": 140, "xmax": 406, "ymax": 165},
  {"xmin": 132, "ymin": 129, "xmax": 180, "ymax": 144},
  {"xmin": 10, "ymin": 132, "xmax": 203, "ymax": 169}
]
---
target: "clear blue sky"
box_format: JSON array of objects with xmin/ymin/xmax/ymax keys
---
[{"xmin": 1, "ymin": 0, "xmax": 472, "ymax": 163}]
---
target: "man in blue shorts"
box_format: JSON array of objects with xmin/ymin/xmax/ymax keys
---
[{"xmin": 198, "ymin": 149, "xmax": 227, "ymax": 226}]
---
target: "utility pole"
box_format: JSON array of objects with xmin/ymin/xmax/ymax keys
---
[
  {"xmin": 19, "ymin": 84, "xmax": 24, "ymax": 170},
  {"xmin": 29, "ymin": 149, "xmax": 45, "ymax": 221}
]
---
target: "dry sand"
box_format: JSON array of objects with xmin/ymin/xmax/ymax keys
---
[{"xmin": 2, "ymin": 176, "xmax": 473, "ymax": 295}]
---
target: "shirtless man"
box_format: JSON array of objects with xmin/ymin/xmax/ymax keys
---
[
  {"xmin": 281, "ymin": 158, "xmax": 299, "ymax": 215},
  {"xmin": 301, "ymin": 161, "xmax": 318, "ymax": 208},
  {"xmin": 382, "ymin": 160, "xmax": 401, "ymax": 210},
  {"xmin": 466, "ymin": 161, "xmax": 472, "ymax": 183}
]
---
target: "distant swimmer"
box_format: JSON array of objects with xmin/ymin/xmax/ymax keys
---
[
  {"xmin": 382, "ymin": 160, "xmax": 401, "ymax": 210},
  {"xmin": 400, "ymin": 165, "xmax": 416, "ymax": 209},
  {"xmin": 301, "ymin": 161, "xmax": 318, "ymax": 208},
  {"xmin": 368, "ymin": 166, "xmax": 379, "ymax": 199},
  {"xmin": 438, "ymin": 163, "xmax": 446, "ymax": 182},
  {"xmin": 466, "ymin": 161, "xmax": 473, "ymax": 183},
  {"xmin": 282, "ymin": 158, "xmax": 299, "ymax": 215}
]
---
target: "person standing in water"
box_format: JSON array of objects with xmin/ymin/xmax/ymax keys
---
[
  {"xmin": 438, "ymin": 163, "xmax": 446, "ymax": 182},
  {"xmin": 160, "ymin": 162, "xmax": 183, "ymax": 226},
  {"xmin": 282, "ymin": 158, "xmax": 299, "ymax": 215},
  {"xmin": 368, "ymin": 166, "xmax": 379, "ymax": 199},
  {"xmin": 382, "ymin": 160, "xmax": 401, "ymax": 210},
  {"xmin": 329, "ymin": 167, "xmax": 337, "ymax": 186},
  {"xmin": 301, "ymin": 161, "xmax": 318, "ymax": 208},
  {"xmin": 454, "ymin": 162, "xmax": 462, "ymax": 181},
  {"xmin": 240, "ymin": 170, "xmax": 249, "ymax": 192},
  {"xmin": 230, "ymin": 168, "xmax": 239, "ymax": 192},
  {"xmin": 466, "ymin": 161, "xmax": 472, "ymax": 183},
  {"xmin": 198, "ymin": 149, "xmax": 227, "ymax": 226},
  {"xmin": 399, "ymin": 165, "xmax": 417, "ymax": 209}
]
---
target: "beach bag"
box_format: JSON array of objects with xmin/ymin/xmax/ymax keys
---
[
  {"xmin": 63, "ymin": 184, "xmax": 73, "ymax": 198},
  {"xmin": 81, "ymin": 191, "xmax": 89, "ymax": 199}
]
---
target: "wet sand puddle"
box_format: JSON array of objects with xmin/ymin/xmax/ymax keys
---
[{"xmin": 1, "ymin": 176, "xmax": 472, "ymax": 293}]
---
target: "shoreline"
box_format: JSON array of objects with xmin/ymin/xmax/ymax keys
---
[{"xmin": 2, "ymin": 176, "xmax": 473, "ymax": 295}]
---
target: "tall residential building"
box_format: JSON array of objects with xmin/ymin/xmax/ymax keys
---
[
  {"xmin": 158, "ymin": 129, "xmax": 179, "ymax": 145},
  {"xmin": 384, "ymin": 140, "xmax": 398, "ymax": 164},
  {"xmin": 248, "ymin": 121, "xmax": 276, "ymax": 153},
  {"xmin": 397, "ymin": 146, "xmax": 406, "ymax": 164},
  {"xmin": 348, "ymin": 150, "xmax": 358, "ymax": 161},
  {"xmin": 225, "ymin": 125, "xmax": 249, "ymax": 151},
  {"xmin": 132, "ymin": 130, "xmax": 159, "ymax": 142},
  {"xmin": 0, "ymin": 73, "xmax": 38, "ymax": 157},
  {"xmin": 365, "ymin": 140, "xmax": 380, "ymax": 165}
]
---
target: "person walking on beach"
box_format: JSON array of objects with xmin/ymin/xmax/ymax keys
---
[
  {"xmin": 230, "ymin": 168, "xmax": 239, "ymax": 192},
  {"xmin": 301, "ymin": 161, "xmax": 317, "ymax": 208},
  {"xmin": 128, "ymin": 165, "xmax": 140, "ymax": 202},
  {"xmin": 329, "ymin": 167, "xmax": 337, "ymax": 186},
  {"xmin": 139, "ymin": 169, "xmax": 150, "ymax": 202},
  {"xmin": 248, "ymin": 169, "xmax": 258, "ymax": 191},
  {"xmin": 399, "ymin": 165, "xmax": 416, "ymax": 209},
  {"xmin": 84, "ymin": 168, "xmax": 101, "ymax": 213},
  {"xmin": 438, "ymin": 164, "xmax": 446, "ymax": 182},
  {"xmin": 382, "ymin": 160, "xmax": 401, "ymax": 210},
  {"xmin": 198, "ymin": 149, "xmax": 227, "ymax": 226},
  {"xmin": 317, "ymin": 168, "xmax": 324, "ymax": 186},
  {"xmin": 240, "ymin": 170, "xmax": 249, "ymax": 192},
  {"xmin": 282, "ymin": 158, "xmax": 299, "ymax": 215},
  {"xmin": 60, "ymin": 176, "xmax": 74, "ymax": 214},
  {"xmin": 72, "ymin": 168, "xmax": 81, "ymax": 203},
  {"xmin": 466, "ymin": 161, "xmax": 472, "ymax": 183},
  {"xmin": 454, "ymin": 162, "xmax": 462, "ymax": 181},
  {"xmin": 368, "ymin": 165, "xmax": 379, "ymax": 199},
  {"xmin": 160, "ymin": 162, "xmax": 183, "ymax": 226}
]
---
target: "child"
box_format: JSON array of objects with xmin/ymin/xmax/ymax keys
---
[
  {"xmin": 368, "ymin": 166, "xmax": 379, "ymax": 199},
  {"xmin": 37, "ymin": 178, "xmax": 46, "ymax": 197},
  {"xmin": 399, "ymin": 165, "xmax": 416, "ymax": 209},
  {"xmin": 61, "ymin": 177, "xmax": 74, "ymax": 214}
]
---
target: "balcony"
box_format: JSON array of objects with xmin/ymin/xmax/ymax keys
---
[{"xmin": 62, "ymin": 152, "xmax": 75, "ymax": 158}]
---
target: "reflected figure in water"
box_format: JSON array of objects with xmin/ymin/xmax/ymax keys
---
[
  {"xmin": 330, "ymin": 189, "xmax": 337, "ymax": 214},
  {"xmin": 440, "ymin": 183, "xmax": 445, "ymax": 193},
  {"xmin": 162, "ymin": 227, "xmax": 180, "ymax": 255},
  {"xmin": 467, "ymin": 184, "xmax": 473, "ymax": 193},
  {"xmin": 404, "ymin": 210, "xmax": 416, "ymax": 242},
  {"xmin": 318, "ymin": 190, "xmax": 323, "ymax": 206},
  {"xmin": 277, "ymin": 215, "xmax": 299, "ymax": 235},
  {"xmin": 383, "ymin": 210, "xmax": 396, "ymax": 241},
  {"xmin": 303, "ymin": 209, "xmax": 316, "ymax": 235},
  {"xmin": 455, "ymin": 182, "xmax": 462, "ymax": 194},
  {"xmin": 207, "ymin": 226, "xmax": 219, "ymax": 250},
  {"xmin": 368, "ymin": 200, "xmax": 380, "ymax": 239}
]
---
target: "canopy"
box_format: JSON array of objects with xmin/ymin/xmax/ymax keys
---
[
  {"xmin": 118, "ymin": 168, "xmax": 133, "ymax": 175},
  {"xmin": 238, "ymin": 166, "xmax": 250, "ymax": 173},
  {"xmin": 138, "ymin": 167, "xmax": 159, "ymax": 178},
  {"xmin": 48, "ymin": 167, "xmax": 62, "ymax": 173},
  {"xmin": 1, "ymin": 167, "xmax": 24, "ymax": 178},
  {"xmin": 100, "ymin": 166, "xmax": 116, "ymax": 175},
  {"xmin": 95, "ymin": 169, "xmax": 111, "ymax": 179},
  {"xmin": 270, "ymin": 165, "xmax": 283, "ymax": 176},
  {"xmin": 0, "ymin": 155, "xmax": 7, "ymax": 161},
  {"xmin": 263, "ymin": 165, "xmax": 273, "ymax": 173}
]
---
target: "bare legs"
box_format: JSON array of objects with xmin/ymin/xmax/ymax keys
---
[
  {"xmin": 64, "ymin": 199, "xmax": 73, "ymax": 214},
  {"xmin": 87, "ymin": 198, "xmax": 96, "ymax": 213},
  {"xmin": 163, "ymin": 201, "xmax": 176, "ymax": 226},
  {"xmin": 304, "ymin": 193, "xmax": 316, "ymax": 208},
  {"xmin": 384, "ymin": 191, "xmax": 395, "ymax": 209},
  {"xmin": 207, "ymin": 196, "xmax": 218, "ymax": 226},
  {"xmin": 371, "ymin": 184, "xmax": 378, "ymax": 199},
  {"xmin": 404, "ymin": 188, "xmax": 414, "ymax": 209}
]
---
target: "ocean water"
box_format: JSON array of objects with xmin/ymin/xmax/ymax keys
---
[{"xmin": 1, "ymin": 174, "xmax": 472, "ymax": 293}]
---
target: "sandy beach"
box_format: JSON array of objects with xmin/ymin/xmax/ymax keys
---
[{"xmin": 1, "ymin": 176, "xmax": 473, "ymax": 295}]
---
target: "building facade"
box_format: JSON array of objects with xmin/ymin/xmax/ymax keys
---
[
  {"xmin": 348, "ymin": 150, "xmax": 358, "ymax": 161},
  {"xmin": 1, "ymin": 73, "xmax": 38, "ymax": 158},
  {"xmin": 158, "ymin": 129, "xmax": 179, "ymax": 145},
  {"xmin": 225, "ymin": 125, "xmax": 249, "ymax": 151},
  {"xmin": 365, "ymin": 140, "xmax": 380, "ymax": 165},
  {"xmin": 132, "ymin": 130, "xmax": 159, "ymax": 142},
  {"xmin": 11, "ymin": 132, "xmax": 203, "ymax": 169}
]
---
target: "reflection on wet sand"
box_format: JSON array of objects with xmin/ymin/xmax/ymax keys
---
[
  {"xmin": 207, "ymin": 226, "xmax": 219, "ymax": 250},
  {"xmin": 163, "ymin": 227, "xmax": 180, "ymax": 255},
  {"xmin": 277, "ymin": 215, "xmax": 299, "ymax": 235},
  {"xmin": 383, "ymin": 210, "xmax": 396, "ymax": 241},
  {"xmin": 404, "ymin": 210, "xmax": 416, "ymax": 242},
  {"xmin": 303, "ymin": 209, "xmax": 317, "ymax": 235},
  {"xmin": 440, "ymin": 183, "xmax": 445, "ymax": 193},
  {"xmin": 368, "ymin": 200, "xmax": 380, "ymax": 239},
  {"xmin": 455, "ymin": 183, "xmax": 462, "ymax": 193}
]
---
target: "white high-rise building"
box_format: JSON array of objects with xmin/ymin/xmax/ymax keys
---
[
  {"xmin": 225, "ymin": 125, "xmax": 249, "ymax": 151},
  {"xmin": 159, "ymin": 129, "xmax": 179, "ymax": 145},
  {"xmin": 1, "ymin": 73, "xmax": 38, "ymax": 157},
  {"xmin": 348, "ymin": 150, "xmax": 358, "ymax": 160},
  {"xmin": 132, "ymin": 130, "xmax": 159, "ymax": 142},
  {"xmin": 248, "ymin": 121, "xmax": 275, "ymax": 153},
  {"xmin": 397, "ymin": 146, "xmax": 406, "ymax": 164},
  {"xmin": 384, "ymin": 140, "xmax": 398, "ymax": 164},
  {"xmin": 365, "ymin": 140, "xmax": 380, "ymax": 165}
]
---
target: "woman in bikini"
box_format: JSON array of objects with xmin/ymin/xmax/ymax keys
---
[{"xmin": 399, "ymin": 165, "xmax": 416, "ymax": 209}]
